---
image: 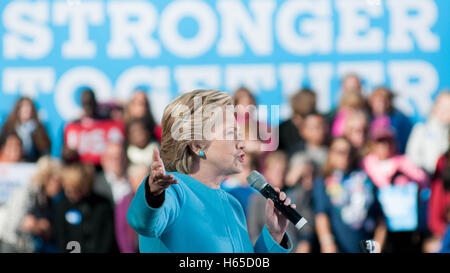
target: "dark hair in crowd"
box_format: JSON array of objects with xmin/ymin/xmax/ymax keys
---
[
  {"xmin": 234, "ymin": 86, "xmax": 257, "ymax": 106},
  {"xmin": 0, "ymin": 97, "xmax": 51, "ymax": 158},
  {"xmin": 290, "ymin": 88, "xmax": 317, "ymax": 117},
  {"xmin": 321, "ymin": 136, "xmax": 359, "ymax": 177},
  {"xmin": 369, "ymin": 86, "xmax": 395, "ymax": 114},
  {"xmin": 124, "ymin": 90, "xmax": 157, "ymax": 139},
  {"xmin": 0, "ymin": 130, "xmax": 22, "ymax": 150}
]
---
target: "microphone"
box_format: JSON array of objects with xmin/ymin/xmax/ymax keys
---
[
  {"xmin": 246, "ymin": 170, "xmax": 307, "ymax": 230},
  {"xmin": 359, "ymin": 240, "xmax": 380, "ymax": 253}
]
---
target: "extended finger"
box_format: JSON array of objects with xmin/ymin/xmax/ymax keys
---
[
  {"xmin": 152, "ymin": 147, "xmax": 161, "ymax": 163},
  {"xmin": 155, "ymin": 177, "xmax": 177, "ymax": 185},
  {"xmin": 151, "ymin": 167, "xmax": 163, "ymax": 176},
  {"xmin": 154, "ymin": 180, "xmax": 178, "ymax": 190},
  {"xmin": 152, "ymin": 148, "xmax": 166, "ymax": 172},
  {"xmin": 151, "ymin": 161, "xmax": 165, "ymax": 171},
  {"xmin": 274, "ymin": 187, "xmax": 280, "ymax": 193},
  {"xmin": 154, "ymin": 173, "xmax": 173, "ymax": 180},
  {"xmin": 159, "ymin": 180, "xmax": 178, "ymax": 187}
]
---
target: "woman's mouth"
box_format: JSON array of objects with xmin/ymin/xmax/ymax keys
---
[{"xmin": 237, "ymin": 153, "xmax": 245, "ymax": 163}]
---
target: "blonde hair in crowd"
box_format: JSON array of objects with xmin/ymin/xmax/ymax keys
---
[
  {"xmin": 61, "ymin": 163, "xmax": 95, "ymax": 193},
  {"xmin": 31, "ymin": 156, "xmax": 63, "ymax": 188},
  {"xmin": 160, "ymin": 89, "xmax": 233, "ymax": 174}
]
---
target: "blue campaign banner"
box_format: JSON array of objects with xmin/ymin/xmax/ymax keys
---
[{"xmin": 0, "ymin": 0, "xmax": 449, "ymax": 157}]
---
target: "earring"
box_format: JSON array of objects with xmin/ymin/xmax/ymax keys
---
[{"xmin": 199, "ymin": 150, "xmax": 205, "ymax": 158}]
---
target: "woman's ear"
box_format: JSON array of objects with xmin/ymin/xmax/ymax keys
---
[
  {"xmin": 188, "ymin": 142, "xmax": 203, "ymax": 156},
  {"xmin": 188, "ymin": 142, "xmax": 209, "ymax": 159}
]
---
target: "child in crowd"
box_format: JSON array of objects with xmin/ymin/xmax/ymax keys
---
[{"xmin": 362, "ymin": 125, "xmax": 429, "ymax": 253}]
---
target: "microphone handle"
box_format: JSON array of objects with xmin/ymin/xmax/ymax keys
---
[{"xmin": 260, "ymin": 184, "xmax": 306, "ymax": 230}]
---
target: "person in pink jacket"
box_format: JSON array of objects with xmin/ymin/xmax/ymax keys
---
[{"xmin": 362, "ymin": 123, "xmax": 429, "ymax": 253}]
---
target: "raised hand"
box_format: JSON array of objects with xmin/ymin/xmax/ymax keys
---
[{"xmin": 148, "ymin": 147, "xmax": 178, "ymax": 196}]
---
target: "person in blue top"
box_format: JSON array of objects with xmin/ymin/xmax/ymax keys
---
[
  {"xmin": 367, "ymin": 87, "xmax": 413, "ymax": 154},
  {"xmin": 127, "ymin": 89, "xmax": 294, "ymax": 253},
  {"xmin": 313, "ymin": 137, "xmax": 386, "ymax": 253}
]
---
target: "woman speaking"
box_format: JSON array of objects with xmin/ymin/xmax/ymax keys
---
[{"xmin": 127, "ymin": 89, "xmax": 295, "ymax": 253}]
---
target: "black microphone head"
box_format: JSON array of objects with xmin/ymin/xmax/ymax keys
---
[{"xmin": 246, "ymin": 170, "xmax": 268, "ymax": 191}]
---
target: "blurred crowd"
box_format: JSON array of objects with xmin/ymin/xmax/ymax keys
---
[{"xmin": 0, "ymin": 75, "xmax": 449, "ymax": 253}]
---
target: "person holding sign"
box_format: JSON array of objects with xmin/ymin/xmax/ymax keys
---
[
  {"xmin": 362, "ymin": 123, "xmax": 429, "ymax": 253},
  {"xmin": 63, "ymin": 89, "xmax": 125, "ymax": 166}
]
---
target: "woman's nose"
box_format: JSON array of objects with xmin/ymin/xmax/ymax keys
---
[{"xmin": 236, "ymin": 139, "xmax": 246, "ymax": 150}]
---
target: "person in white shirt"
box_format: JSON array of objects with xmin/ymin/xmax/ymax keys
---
[
  {"xmin": 126, "ymin": 118, "xmax": 159, "ymax": 166},
  {"xmin": 94, "ymin": 142, "xmax": 131, "ymax": 205},
  {"xmin": 406, "ymin": 91, "xmax": 450, "ymax": 174}
]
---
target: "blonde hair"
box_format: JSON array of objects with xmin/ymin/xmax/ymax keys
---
[
  {"xmin": 344, "ymin": 110, "xmax": 369, "ymax": 134},
  {"xmin": 32, "ymin": 156, "xmax": 63, "ymax": 188},
  {"xmin": 339, "ymin": 91, "xmax": 366, "ymax": 110},
  {"xmin": 160, "ymin": 89, "xmax": 233, "ymax": 174},
  {"xmin": 61, "ymin": 163, "xmax": 95, "ymax": 192}
]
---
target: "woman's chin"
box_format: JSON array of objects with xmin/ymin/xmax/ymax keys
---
[
  {"xmin": 234, "ymin": 164, "xmax": 244, "ymax": 174},
  {"xmin": 226, "ymin": 163, "xmax": 243, "ymax": 176}
]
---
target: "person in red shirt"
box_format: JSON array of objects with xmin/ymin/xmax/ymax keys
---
[
  {"xmin": 63, "ymin": 89, "xmax": 125, "ymax": 166},
  {"xmin": 427, "ymin": 149, "xmax": 450, "ymax": 252}
]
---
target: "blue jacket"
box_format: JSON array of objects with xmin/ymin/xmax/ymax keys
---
[{"xmin": 127, "ymin": 172, "xmax": 292, "ymax": 253}]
